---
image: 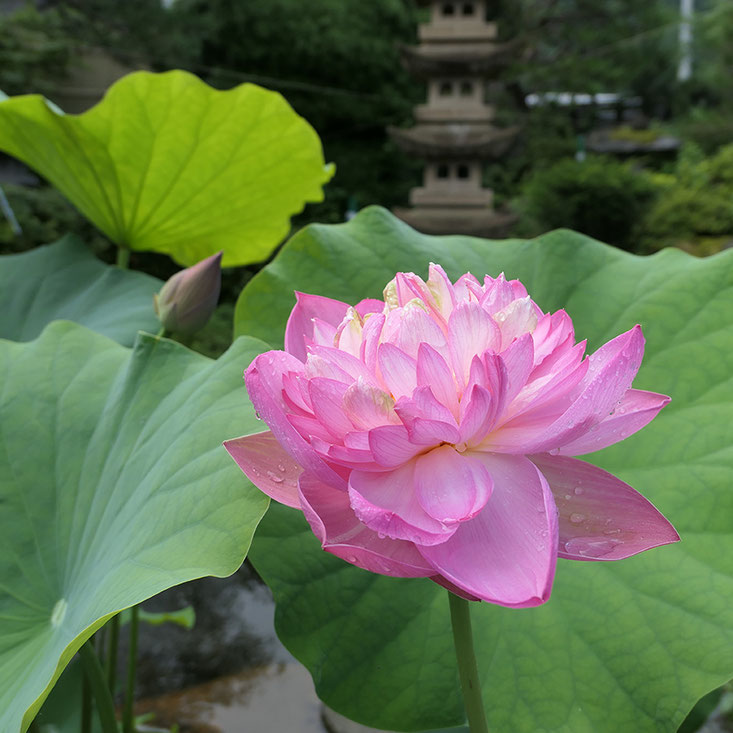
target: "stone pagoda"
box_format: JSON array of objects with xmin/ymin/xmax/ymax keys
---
[{"xmin": 389, "ymin": 0, "xmax": 520, "ymax": 237}]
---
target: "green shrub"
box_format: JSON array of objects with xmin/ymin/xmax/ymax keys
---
[
  {"xmin": 0, "ymin": 6, "xmax": 77, "ymax": 97},
  {"xmin": 520, "ymin": 156, "xmax": 658, "ymax": 251},
  {"xmin": 676, "ymin": 110, "xmax": 733, "ymax": 155},
  {"xmin": 640, "ymin": 143, "xmax": 733, "ymax": 252},
  {"xmin": 0, "ymin": 184, "xmax": 110, "ymax": 256}
]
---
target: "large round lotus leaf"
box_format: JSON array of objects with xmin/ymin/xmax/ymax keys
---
[
  {"xmin": 0, "ymin": 70, "xmax": 334, "ymax": 267},
  {"xmin": 0, "ymin": 235, "xmax": 161, "ymax": 345},
  {"xmin": 236, "ymin": 207, "xmax": 733, "ymax": 732},
  {"xmin": 0, "ymin": 323, "xmax": 270, "ymax": 732}
]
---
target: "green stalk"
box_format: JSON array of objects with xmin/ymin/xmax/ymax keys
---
[
  {"xmin": 106, "ymin": 614, "xmax": 120, "ymax": 693},
  {"xmin": 448, "ymin": 592, "xmax": 489, "ymax": 733},
  {"xmin": 96, "ymin": 624, "xmax": 107, "ymax": 661},
  {"xmin": 123, "ymin": 604, "xmax": 139, "ymax": 733},
  {"xmin": 116, "ymin": 246, "xmax": 130, "ymax": 269},
  {"xmin": 79, "ymin": 642, "xmax": 119, "ymax": 733},
  {"xmin": 81, "ymin": 668, "xmax": 92, "ymax": 733}
]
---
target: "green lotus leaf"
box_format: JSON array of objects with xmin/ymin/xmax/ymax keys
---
[
  {"xmin": 35, "ymin": 659, "xmax": 99, "ymax": 733},
  {"xmin": 0, "ymin": 235, "xmax": 161, "ymax": 345},
  {"xmin": 0, "ymin": 70, "xmax": 334, "ymax": 266},
  {"xmin": 236, "ymin": 206, "xmax": 733, "ymax": 732},
  {"xmin": 0, "ymin": 323, "xmax": 269, "ymax": 732}
]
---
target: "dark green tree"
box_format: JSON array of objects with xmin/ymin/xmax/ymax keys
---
[
  {"xmin": 503, "ymin": 0, "xmax": 678, "ymax": 116},
  {"xmin": 0, "ymin": 5, "xmax": 78, "ymax": 96}
]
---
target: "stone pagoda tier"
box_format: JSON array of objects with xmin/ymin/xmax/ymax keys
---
[{"xmin": 389, "ymin": 0, "xmax": 519, "ymax": 237}]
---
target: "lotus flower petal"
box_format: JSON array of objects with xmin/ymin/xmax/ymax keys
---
[
  {"xmin": 299, "ymin": 472, "xmax": 435, "ymax": 577},
  {"xmin": 349, "ymin": 462, "xmax": 457, "ymax": 545},
  {"xmin": 416, "ymin": 343, "xmax": 459, "ymax": 418},
  {"xmin": 228, "ymin": 265, "xmax": 677, "ymax": 607},
  {"xmin": 414, "ymin": 446, "xmax": 492, "ymax": 523},
  {"xmin": 418, "ymin": 454, "xmax": 558, "ymax": 607},
  {"xmin": 224, "ymin": 431, "xmax": 301, "ymax": 508},
  {"xmin": 245, "ymin": 351, "xmax": 344, "ymax": 488},
  {"xmin": 285, "ymin": 291, "xmax": 350, "ymax": 362},
  {"xmin": 557, "ymin": 389, "xmax": 671, "ymax": 456},
  {"xmin": 488, "ymin": 326, "xmax": 646, "ymax": 454},
  {"xmin": 531, "ymin": 454, "xmax": 680, "ymax": 559}
]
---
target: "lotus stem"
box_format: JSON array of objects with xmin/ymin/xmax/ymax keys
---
[
  {"xmin": 81, "ymin": 669, "xmax": 92, "ymax": 733},
  {"xmin": 116, "ymin": 246, "xmax": 130, "ymax": 269},
  {"xmin": 106, "ymin": 614, "xmax": 120, "ymax": 693},
  {"xmin": 123, "ymin": 604, "xmax": 139, "ymax": 733},
  {"xmin": 448, "ymin": 592, "xmax": 489, "ymax": 733},
  {"xmin": 79, "ymin": 641, "xmax": 118, "ymax": 733}
]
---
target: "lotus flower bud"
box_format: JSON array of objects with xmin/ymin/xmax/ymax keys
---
[{"xmin": 153, "ymin": 252, "xmax": 222, "ymax": 336}]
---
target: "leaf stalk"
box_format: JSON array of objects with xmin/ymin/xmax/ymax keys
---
[{"xmin": 448, "ymin": 591, "xmax": 490, "ymax": 733}]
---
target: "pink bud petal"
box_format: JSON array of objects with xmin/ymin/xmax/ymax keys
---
[{"xmin": 155, "ymin": 251, "xmax": 222, "ymax": 336}]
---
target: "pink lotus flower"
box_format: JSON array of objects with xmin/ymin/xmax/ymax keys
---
[{"xmin": 225, "ymin": 266, "xmax": 679, "ymax": 607}]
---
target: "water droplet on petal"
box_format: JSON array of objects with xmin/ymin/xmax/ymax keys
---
[
  {"xmin": 604, "ymin": 528, "xmax": 622, "ymax": 535},
  {"xmin": 574, "ymin": 487, "xmax": 584, "ymax": 496},
  {"xmin": 266, "ymin": 471, "xmax": 284, "ymax": 483},
  {"xmin": 564, "ymin": 494, "xmax": 572, "ymax": 501},
  {"xmin": 564, "ymin": 537, "xmax": 622, "ymax": 558},
  {"xmin": 254, "ymin": 411, "xmax": 262, "ymax": 421},
  {"xmin": 345, "ymin": 555, "xmax": 358, "ymax": 564},
  {"xmin": 277, "ymin": 463, "xmax": 286, "ymax": 473},
  {"xmin": 549, "ymin": 447, "xmax": 560, "ymax": 456},
  {"xmin": 569, "ymin": 513, "xmax": 585, "ymax": 524}
]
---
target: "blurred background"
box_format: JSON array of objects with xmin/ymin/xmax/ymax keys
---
[{"xmin": 2, "ymin": 0, "xmax": 733, "ymax": 264}]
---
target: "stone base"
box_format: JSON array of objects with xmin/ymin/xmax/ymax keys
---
[
  {"xmin": 410, "ymin": 186, "xmax": 494, "ymax": 208},
  {"xmin": 393, "ymin": 205, "xmax": 517, "ymax": 239}
]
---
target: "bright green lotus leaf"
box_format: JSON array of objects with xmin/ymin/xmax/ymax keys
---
[
  {"xmin": 0, "ymin": 70, "xmax": 334, "ymax": 266},
  {"xmin": 0, "ymin": 235, "xmax": 161, "ymax": 345},
  {"xmin": 237, "ymin": 207, "xmax": 733, "ymax": 732},
  {"xmin": 0, "ymin": 323, "xmax": 270, "ymax": 733}
]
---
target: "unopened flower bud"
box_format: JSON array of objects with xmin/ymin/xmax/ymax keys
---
[{"xmin": 153, "ymin": 252, "xmax": 222, "ymax": 336}]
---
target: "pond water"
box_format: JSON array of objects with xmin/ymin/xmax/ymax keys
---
[{"xmin": 127, "ymin": 562, "xmax": 329, "ymax": 733}]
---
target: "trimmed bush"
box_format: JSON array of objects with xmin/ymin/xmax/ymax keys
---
[{"xmin": 521, "ymin": 156, "xmax": 657, "ymax": 251}]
